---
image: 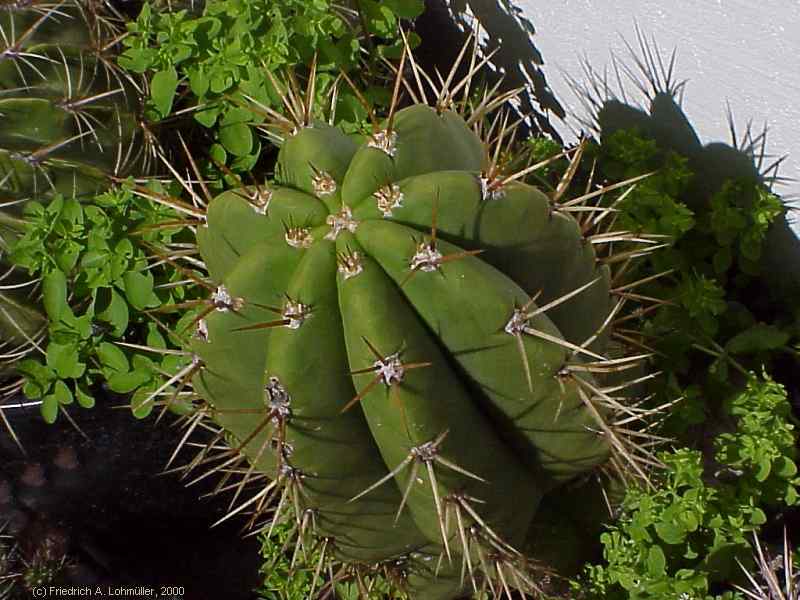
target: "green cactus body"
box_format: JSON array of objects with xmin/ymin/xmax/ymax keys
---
[
  {"xmin": 0, "ymin": 0, "xmax": 146, "ymax": 356},
  {"xmin": 187, "ymin": 89, "xmax": 635, "ymax": 595}
]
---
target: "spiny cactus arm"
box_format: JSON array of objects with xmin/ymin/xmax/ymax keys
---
[
  {"xmin": 1, "ymin": 153, "xmax": 109, "ymax": 199},
  {"xmin": 191, "ymin": 231, "xmax": 429, "ymax": 562},
  {"xmin": 351, "ymin": 169, "xmax": 614, "ymax": 351},
  {"xmin": 336, "ymin": 236, "xmax": 541, "ymax": 554},
  {"xmin": 341, "ymin": 106, "xmax": 484, "ymax": 203},
  {"xmin": 0, "ymin": 98, "xmax": 69, "ymax": 149},
  {"xmin": 259, "ymin": 237, "xmax": 428, "ymax": 561},
  {"xmin": 0, "ymin": 290, "xmax": 45, "ymax": 349},
  {"xmin": 189, "ymin": 241, "xmax": 305, "ymax": 473},
  {"xmin": 274, "ymin": 122, "xmax": 359, "ymax": 213},
  {"xmin": 0, "ymin": 1, "xmax": 150, "ymax": 205},
  {"xmin": 197, "ymin": 187, "xmax": 327, "ymax": 282},
  {"xmin": 356, "ymin": 219, "xmax": 611, "ymax": 485},
  {"xmin": 405, "ymin": 553, "xmax": 468, "ymax": 600},
  {"xmin": 1, "ymin": 0, "xmax": 113, "ymax": 49}
]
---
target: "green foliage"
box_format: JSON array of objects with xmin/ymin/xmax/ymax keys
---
[
  {"xmin": 579, "ymin": 374, "xmax": 799, "ymax": 600},
  {"xmin": 526, "ymin": 136, "xmax": 568, "ymax": 183},
  {"xmin": 714, "ymin": 373, "xmax": 800, "ymax": 506},
  {"xmin": 118, "ymin": 0, "xmax": 422, "ymax": 171},
  {"xmin": 593, "ymin": 129, "xmax": 695, "ymax": 242},
  {"xmin": 10, "ymin": 182, "xmax": 200, "ymax": 422},
  {"xmin": 0, "ymin": 0, "xmax": 150, "ymax": 362},
  {"xmin": 585, "ymin": 127, "xmax": 798, "ymax": 427},
  {"xmin": 255, "ymin": 522, "xmax": 407, "ymax": 600},
  {"xmin": 256, "ymin": 521, "xmax": 326, "ymax": 600}
]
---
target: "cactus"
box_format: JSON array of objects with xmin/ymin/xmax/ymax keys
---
[
  {"xmin": 0, "ymin": 0, "xmax": 151, "ymax": 377},
  {"xmin": 147, "ymin": 39, "xmax": 665, "ymax": 598}
]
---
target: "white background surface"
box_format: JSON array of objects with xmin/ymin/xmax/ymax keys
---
[{"xmin": 517, "ymin": 0, "xmax": 800, "ymax": 225}]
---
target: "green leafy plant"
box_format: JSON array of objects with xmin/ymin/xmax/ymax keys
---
[
  {"xmin": 580, "ymin": 123, "xmax": 798, "ymax": 432},
  {"xmin": 579, "ymin": 374, "xmax": 799, "ymax": 600},
  {"xmin": 256, "ymin": 521, "xmax": 408, "ymax": 600},
  {"xmin": 9, "ymin": 181, "xmax": 200, "ymax": 423},
  {"xmin": 0, "ymin": 0, "xmax": 154, "ymax": 380},
  {"xmin": 117, "ymin": 0, "xmax": 424, "ymax": 174},
  {"xmin": 714, "ymin": 374, "xmax": 800, "ymax": 507}
]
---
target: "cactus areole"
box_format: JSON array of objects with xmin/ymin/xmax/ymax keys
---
[{"xmin": 190, "ymin": 97, "xmax": 642, "ymax": 596}]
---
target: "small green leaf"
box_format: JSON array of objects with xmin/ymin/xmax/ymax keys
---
[
  {"xmin": 75, "ymin": 314, "xmax": 94, "ymax": 340},
  {"xmin": 209, "ymin": 143, "xmax": 227, "ymax": 165},
  {"xmin": 46, "ymin": 342, "xmax": 85, "ymax": 379},
  {"xmin": 43, "ymin": 269, "xmax": 68, "ymax": 321},
  {"xmin": 654, "ymin": 521, "xmax": 686, "ymax": 545},
  {"xmin": 189, "ymin": 67, "xmax": 209, "ymax": 97},
  {"xmin": 114, "ymin": 238, "xmax": 134, "ymax": 260},
  {"xmin": 118, "ymin": 47, "xmax": 158, "ymax": 73},
  {"xmin": 97, "ymin": 342, "xmax": 129, "ymax": 374},
  {"xmin": 108, "ymin": 369, "xmax": 152, "ymax": 394},
  {"xmin": 726, "ymin": 323, "xmax": 791, "ymax": 355},
  {"xmin": 23, "ymin": 380, "xmax": 44, "ymax": 400},
  {"xmin": 775, "ymin": 456, "xmax": 798, "ymax": 478},
  {"xmin": 219, "ymin": 107, "xmax": 254, "ymax": 157},
  {"xmin": 150, "ymin": 68, "xmax": 179, "ymax": 118},
  {"xmin": 165, "ymin": 394, "xmax": 197, "ymax": 417},
  {"xmin": 749, "ymin": 507, "xmax": 767, "ymax": 525},
  {"xmin": 17, "ymin": 358, "xmax": 56, "ymax": 386},
  {"xmin": 646, "ymin": 546, "xmax": 666, "ymax": 576},
  {"xmin": 41, "ymin": 394, "xmax": 59, "ymax": 424},
  {"xmin": 75, "ymin": 383, "xmax": 95, "ymax": 408},
  {"xmin": 756, "ymin": 457, "xmax": 772, "ymax": 482},
  {"xmin": 195, "ymin": 106, "xmax": 220, "ymax": 127},
  {"xmin": 55, "ymin": 241, "xmax": 81, "ymax": 273},
  {"xmin": 53, "ymin": 380, "xmax": 73, "ymax": 405},
  {"xmin": 81, "ymin": 249, "xmax": 108, "ymax": 269},
  {"xmin": 131, "ymin": 385, "xmax": 155, "ymax": 419},
  {"xmin": 95, "ymin": 287, "xmax": 129, "ymax": 337},
  {"xmin": 146, "ymin": 323, "xmax": 166, "ymax": 349},
  {"xmin": 123, "ymin": 270, "xmax": 157, "ymax": 310},
  {"xmin": 382, "ymin": 0, "xmax": 424, "ymax": 18},
  {"xmin": 219, "ymin": 121, "xmax": 253, "ymax": 157}
]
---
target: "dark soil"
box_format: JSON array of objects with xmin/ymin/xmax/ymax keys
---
[{"xmin": 0, "ymin": 392, "xmax": 261, "ymax": 600}]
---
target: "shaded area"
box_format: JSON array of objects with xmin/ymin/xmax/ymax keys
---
[
  {"xmin": 414, "ymin": 0, "xmax": 565, "ymax": 141},
  {"xmin": 0, "ymin": 393, "xmax": 260, "ymax": 600},
  {"xmin": 596, "ymin": 91, "xmax": 800, "ymax": 315}
]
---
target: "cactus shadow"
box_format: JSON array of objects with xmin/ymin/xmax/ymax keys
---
[
  {"xmin": 571, "ymin": 25, "xmax": 800, "ymax": 311},
  {"xmin": 413, "ymin": 0, "xmax": 565, "ymax": 141}
]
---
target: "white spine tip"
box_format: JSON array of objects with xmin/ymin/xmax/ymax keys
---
[
  {"xmin": 410, "ymin": 241, "xmax": 443, "ymax": 272},
  {"xmin": 312, "ymin": 170, "xmax": 337, "ymax": 197},
  {"xmin": 368, "ymin": 129, "xmax": 398, "ymax": 157},
  {"xmin": 373, "ymin": 183, "xmax": 404, "ymax": 218},
  {"xmin": 325, "ymin": 206, "xmax": 358, "ymax": 240},
  {"xmin": 338, "ymin": 251, "xmax": 364, "ymax": 280}
]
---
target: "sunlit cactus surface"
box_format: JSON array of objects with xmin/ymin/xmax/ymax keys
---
[{"xmin": 153, "ymin": 40, "xmax": 663, "ymax": 599}]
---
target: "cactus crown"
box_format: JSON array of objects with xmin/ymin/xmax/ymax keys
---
[{"xmin": 138, "ymin": 32, "xmax": 669, "ymax": 598}]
